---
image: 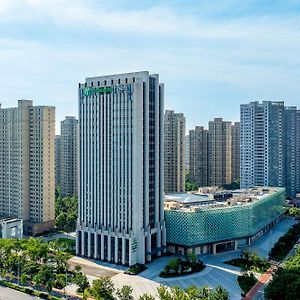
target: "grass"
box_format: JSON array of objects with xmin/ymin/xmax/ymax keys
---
[
  {"xmin": 237, "ymin": 273, "xmax": 258, "ymax": 294},
  {"xmin": 224, "ymin": 250, "xmax": 270, "ymax": 274},
  {"xmin": 225, "ymin": 257, "xmax": 270, "ymax": 273}
]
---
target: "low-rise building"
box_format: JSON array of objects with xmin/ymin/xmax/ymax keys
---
[
  {"xmin": 0, "ymin": 217, "xmax": 23, "ymax": 238},
  {"xmin": 165, "ymin": 187, "xmax": 286, "ymax": 255}
]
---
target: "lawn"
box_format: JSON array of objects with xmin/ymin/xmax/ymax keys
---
[{"xmin": 225, "ymin": 251, "xmax": 270, "ymax": 273}]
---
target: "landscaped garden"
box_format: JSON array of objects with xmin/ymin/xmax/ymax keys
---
[
  {"xmin": 0, "ymin": 238, "xmax": 88, "ymax": 299},
  {"xmin": 237, "ymin": 272, "xmax": 258, "ymax": 295},
  {"xmin": 225, "ymin": 250, "xmax": 270, "ymax": 273},
  {"xmin": 125, "ymin": 263, "xmax": 147, "ymax": 275},
  {"xmin": 159, "ymin": 253, "xmax": 205, "ymax": 278},
  {"xmin": 269, "ymin": 222, "xmax": 300, "ymax": 261},
  {"xmin": 265, "ymin": 248, "xmax": 300, "ymax": 300}
]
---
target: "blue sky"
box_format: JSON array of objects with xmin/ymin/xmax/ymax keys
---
[{"xmin": 1, "ymin": 0, "xmax": 300, "ymax": 133}]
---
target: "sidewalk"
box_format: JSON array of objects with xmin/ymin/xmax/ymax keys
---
[{"xmin": 244, "ymin": 267, "xmax": 275, "ymax": 300}]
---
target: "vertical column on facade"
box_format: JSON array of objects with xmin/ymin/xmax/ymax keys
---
[
  {"xmin": 100, "ymin": 234, "xmax": 104, "ymax": 260},
  {"xmin": 128, "ymin": 96, "xmax": 132, "ymax": 233},
  {"xmin": 212, "ymin": 244, "xmax": 217, "ymax": 254},
  {"xmin": 107, "ymin": 235, "xmax": 111, "ymax": 262},
  {"xmin": 122, "ymin": 237, "xmax": 126, "ymax": 265},
  {"xmin": 114, "ymin": 236, "xmax": 119, "ymax": 264},
  {"xmin": 129, "ymin": 237, "xmax": 132, "ymax": 266},
  {"xmin": 87, "ymin": 97, "xmax": 91, "ymax": 226},
  {"xmin": 76, "ymin": 229, "xmax": 80, "ymax": 255},
  {"xmin": 87, "ymin": 231, "xmax": 91, "ymax": 257},
  {"xmin": 94, "ymin": 232, "xmax": 98, "ymax": 259},
  {"xmin": 113, "ymin": 91, "xmax": 117, "ymax": 232},
  {"xmin": 146, "ymin": 232, "xmax": 151, "ymax": 262},
  {"xmin": 81, "ymin": 230, "xmax": 85, "ymax": 256},
  {"xmin": 92, "ymin": 96, "xmax": 96, "ymax": 227},
  {"xmin": 120, "ymin": 92, "xmax": 124, "ymax": 232},
  {"xmin": 124, "ymin": 91, "xmax": 128, "ymax": 237},
  {"xmin": 144, "ymin": 80, "xmax": 150, "ymax": 228},
  {"xmin": 100, "ymin": 94, "xmax": 103, "ymax": 226},
  {"xmin": 116, "ymin": 91, "xmax": 120, "ymax": 231},
  {"xmin": 103, "ymin": 92, "xmax": 107, "ymax": 229},
  {"xmin": 156, "ymin": 228, "xmax": 161, "ymax": 256},
  {"xmin": 154, "ymin": 76, "xmax": 160, "ymax": 227},
  {"xmin": 162, "ymin": 224, "xmax": 167, "ymax": 250},
  {"xmin": 97, "ymin": 94, "xmax": 101, "ymax": 227},
  {"xmin": 79, "ymin": 98, "xmax": 83, "ymax": 223}
]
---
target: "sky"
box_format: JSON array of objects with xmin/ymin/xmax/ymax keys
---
[{"xmin": 1, "ymin": 0, "xmax": 300, "ymax": 133}]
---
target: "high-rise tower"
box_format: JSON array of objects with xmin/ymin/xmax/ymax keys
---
[
  {"xmin": 208, "ymin": 118, "xmax": 232, "ymax": 186},
  {"xmin": 240, "ymin": 101, "xmax": 300, "ymax": 197},
  {"xmin": 164, "ymin": 110, "xmax": 185, "ymax": 193},
  {"xmin": 60, "ymin": 116, "xmax": 78, "ymax": 196},
  {"xmin": 76, "ymin": 71, "xmax": 166, "ymax": 265},
  {"xmin": 0, "ymin": 100, "xmax": 55, "ymax": 235}
]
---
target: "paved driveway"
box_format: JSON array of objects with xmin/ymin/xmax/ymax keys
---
[
  {"xmin": 140, "ymin": 255, "xmax": 243, "ymax": 300},
  {"xmin": 0, "ymin": 286, "xmax": 40, "ymax": 300},
  {"xmin": 139, "ymin": 218, "xmax": 298, "ymax": 300},
  {"xmin": 247, "ymin": 217, "xmax": 298, "ymax": 257}
]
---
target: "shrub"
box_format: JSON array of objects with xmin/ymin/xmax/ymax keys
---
[{"xmin": 237, "ymin": 273, "xmax": 257, "ymax": 293}]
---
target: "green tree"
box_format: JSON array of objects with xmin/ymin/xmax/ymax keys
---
[
  {"xmin": 213, "ymin": 286, "xmax": 229, "ymax": 300},
  {"xmin": 116, "ymin": 285, "xmax": 133, "ymax": 300},
  {"xmin": 54, "ymin": 273, "xmax": 67, "ymax": 289},
  {"xmin": 73, "ymin": 272, "xmax": 90, "ymax": 293},
  {"xmin": 168, "ymin": 258, "xmax": 180, "ymax": 273},
  {"xmin": 90, "ymin": 277, "xmax": 115, "ymax": 300},
  {"xmin": 138, "ymin": 295, "xmax": 155, "ymax": 300}
]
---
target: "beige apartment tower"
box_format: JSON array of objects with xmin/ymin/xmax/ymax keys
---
[
  {"xmin": 189, "ymin": 126, "xmax": 209, "ymax": 187},
  {"xmin": 0, "ymin": 100, "xmax": 55, "ymax": 236},
  {"xmin": 208, "ymin": 118, "xmax": 232, "ymax": 186},
  {"xmin": 231, "ymin": 122, "xmax": 240, "ymax": 182},
  {"xmin": 164, "ymin": 110, "xmax": 186, "ymax": 193}
]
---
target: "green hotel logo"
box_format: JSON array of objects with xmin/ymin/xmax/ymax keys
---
[{"xmin": 81, "ymin": 86, "xmax": 112, "ymax": 96}]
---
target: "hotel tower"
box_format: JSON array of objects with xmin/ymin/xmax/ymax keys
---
[{"xmin": 76, "ymin": 71, "xmax": 166, "ymax": 266}]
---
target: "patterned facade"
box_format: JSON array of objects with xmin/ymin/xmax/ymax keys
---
[{"xmin": 165, "ymin": 188, "xmax": 285, "ymax": 254}]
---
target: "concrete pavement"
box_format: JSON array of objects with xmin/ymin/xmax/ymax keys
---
[{"xmin": 0, "ymin": 286, "xmax": 41, "ymax": 300}]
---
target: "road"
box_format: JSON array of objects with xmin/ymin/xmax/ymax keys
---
[{"xmin": 0, "ymin": 286, "xmax": 40, "ymax": 300}]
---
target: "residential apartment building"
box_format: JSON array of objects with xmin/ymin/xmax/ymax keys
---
[
  {"xmin": 0, "ymin": 100, "xmax": 55, "ymax": 235},
  {"xmin": 164, "ymin": 110, "xmax": 185, "ymax": 193},
  {"xmin": 208, "ymin": 118, "xmax": 232, "ymax": 186},
  {"xmin": 76, "ymin": 71, "xmax": 166, "ymax": 266},
  {"xmin": 231, "ymin": 122, "xmax": 240, "ymax": 182},
  {"xmin": 59, "ymin": 116, "xmax": 78, "ymax": 196},
  {"xmin": 55, "ymin": 135, "xmax": 61, "ymax": 187},
  {"xmin": 185, "ymin": 135, "xmax": 189, "ymax": 172},
  {"xmin": 189, "ymin": 126, "xmax": 209, "ymax": 187},
  {"xmin": 240, "ymin": 101, "xmax": 300, "ymax": 197}
]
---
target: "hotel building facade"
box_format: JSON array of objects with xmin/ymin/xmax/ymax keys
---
[{"xmin": 76, "ymin": 71, "xmax": 166, "ymax": 266}]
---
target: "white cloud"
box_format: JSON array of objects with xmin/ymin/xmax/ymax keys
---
[{"xmin": 1, "ymin": 0, "xmax": 300, "ymax": 131}]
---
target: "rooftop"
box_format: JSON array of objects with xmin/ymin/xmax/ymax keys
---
[{"xmin": 164, "ymin": 187, "xmax": 285, "ymax": 212}]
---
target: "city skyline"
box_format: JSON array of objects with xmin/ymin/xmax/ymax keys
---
[{"xmin": 1, "ymin": 0, "xmax": 300, "ymax": 133}]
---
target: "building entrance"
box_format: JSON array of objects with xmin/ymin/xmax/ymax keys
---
[{"xmin": 215, "ymin": 241, "xmax": 235, "ymax": 253}]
